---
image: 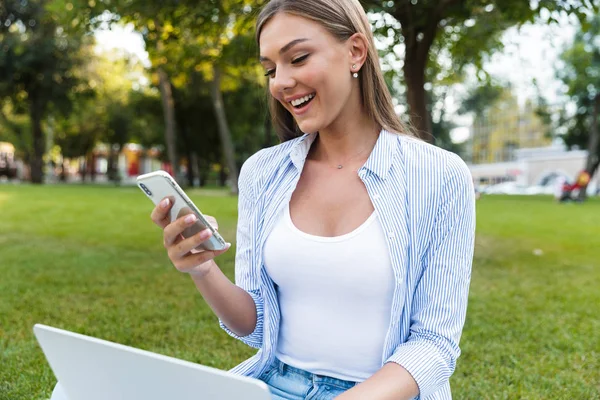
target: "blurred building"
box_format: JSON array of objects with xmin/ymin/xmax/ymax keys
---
[
  {"xmin": 55, "ymin": 143, "xmax": 165, "ymax": 183},
  {"xmin": 469, "ymin": 141, "xmax": 599, "ymax": 194},
  {"xmin": 470, "ymin": 90, "xmax": 551, "ymax": 164}
]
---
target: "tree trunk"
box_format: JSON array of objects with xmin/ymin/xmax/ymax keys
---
[
  {"xmin": 179, "ymin": 123, "xmax": 195, "ymax": 187},
  {"xmin": 404, "ymin": 59, "xmax": 432, "ymax": 141},
  {"xmin": 184, "ymin": 146, "xmax": 194, "ymax": 188},
  {"xmin": 60, "ymin": 161, "xmax": 67, "ymax": 182},
  {"xmin": 157, "ymin": 67, "xmax": 179, "ymax": 179},
  {"xmin": 90, "ymin": 152, "xmax": 96, "ymax": 182},
  {"xmin": 197, "ymin": 157, "xmax": 207, "ymax": 187},
  {"xmin": 29, "ymin": 94, "xmax": 45, "ymax": 184},
  {"xmin": 210, "ymin": 65, "xmax": 239, "ymax": 194},
  {"xmin": 190, "ymin": 152, "xmax": 200, "ymax": 187},
  {"xmin": 580, "ymin": 95, "xmax": 600, "ymax": 200},
  {"xmin": 219, "ymin": 157, "xmax": 227, "ymax": 187},
  {"xmin": 393, "ymin": 3, "xmax": 449, "ymax": 143},
  {"xmin": 80, "ymin": 156, "xmax": 87, "ymax": 183},
  {"xmin": 585, "ymin": 95, "xmax": 600, "ymax": 174},
  {"xmin": 107, "ymin": 147, "xmax": 115, "ymax": 181}
]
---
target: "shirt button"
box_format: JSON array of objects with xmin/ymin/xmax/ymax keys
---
[
  {"xmin": 388, "ymin": 231, "xmax": 396, "ymax": 238},
  {"xmin": 373, "ymin": 193, "xmax": 380, "ymax": 200}
]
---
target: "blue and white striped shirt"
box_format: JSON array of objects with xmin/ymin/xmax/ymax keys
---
[{"xmin": 220, "ymin": 129, "xmax": 476, "ymax": 399}]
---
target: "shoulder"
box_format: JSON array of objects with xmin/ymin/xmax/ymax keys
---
[
  {"xmin": 238, "ymin": 135, "xmax": 307, "ymax": 196},
  {"xmin": 396, "ymin": 134, "xmax": 472, "ymax": 183}
]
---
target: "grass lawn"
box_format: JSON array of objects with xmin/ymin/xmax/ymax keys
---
[{"xmin": 0, "ymin": 184, "xmax": 599, "ymax": 400}]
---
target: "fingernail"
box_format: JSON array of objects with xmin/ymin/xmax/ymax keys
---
[
  {"xmin": 185, "ymin": 214, "xmax": 197, "ymax": 224},
  {"xmin": 200, "ymin": 229, "xmax": 212, "ymax": 239},
  {"xmin": 161, "ymin": 198, "xmax": 170, "ymax": 208},
  {"xmin": 226, "ymin": 242, "xmax": 232, "ymax": 249}
]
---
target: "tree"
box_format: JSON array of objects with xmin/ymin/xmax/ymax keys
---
[
  {"xmin": 140, "ymin": 0, "xmax": 263, "ymax": 193},
  {"xmin": 0, "ymin": 0, "xmax": 93, "ymax": 183},
  {"xmin": 557, "ymin": 15, "xmax": 600, "ymax": 196},
  {"xmin": 363, "ymin": 0, "xmax": 597, "ymax": 141},
  {"xmin": 0, "ymin": 99, "xmax": 30, "ymax": 161},
  {"xmin": 91, "ymin": 0, "xmax": 265, "ymax": 193},
  {"xmin": 51, "ymin": 45, "xmax": 151, "ymax": 183},
  {"xmin": 460, "ymin": 79, "xmax": 504, "ymax": 118}
]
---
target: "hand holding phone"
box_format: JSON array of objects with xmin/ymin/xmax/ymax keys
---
[{"xmin": 138, "ymin": 171, "xmax": 230, "ymax": 276}]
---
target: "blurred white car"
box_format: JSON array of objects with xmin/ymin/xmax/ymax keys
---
[
  {"xmin": 524, "ymin": 185, "xmax": 556, "ymax": 195},
  {"xmin": 483, "ymin": 182, "xmax": 527, "ymax": 195}
]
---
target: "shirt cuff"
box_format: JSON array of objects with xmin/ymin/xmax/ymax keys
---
[
  {"xmin": 219, "ymin": 289, "xmax": 264, "ymax": 349},
  {"xmin": 386, "ymin": 339, "xmax": 452, "ymax": 399}
]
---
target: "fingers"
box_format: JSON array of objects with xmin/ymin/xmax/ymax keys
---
[
  {"xmin": 168, "ymin": 228, "xmax": 213, "ymax": 259},
  {"xmin": 150, "ymin": 200, "xmax": 228, "ymax": 275},
  {"xmin": 204, "ymin": 215, "xmax": 219, "ymax": 231},
  {"xmin": 151, "ymin": 197, "xmax": 174, "ymax": 229},
  {"xmin": 174, "ymin": 245, "xmax": 230, "ymax": 273},
  {"xmin": 164, "ymin": 213, "xmax": 199, "ymax": 247}
]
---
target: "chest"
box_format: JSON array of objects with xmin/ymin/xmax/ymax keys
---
[{"xmin": 289, "ymin": 162, "xmax": 375, "ymax": 237}]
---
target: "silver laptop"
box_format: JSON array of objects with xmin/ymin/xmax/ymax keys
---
[{"xmin": 33, "ymin": 324, "xmax": 271, "ymax": 400}]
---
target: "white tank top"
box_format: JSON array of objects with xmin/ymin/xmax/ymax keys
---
[{"xmin": 263, "ymin": 204, "xmax": 394, "ymax": 382}]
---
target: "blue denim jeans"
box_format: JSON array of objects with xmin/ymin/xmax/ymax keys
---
[{"xmin": 258, "ymin": 359, "xmax": 358, "ymax": 400}]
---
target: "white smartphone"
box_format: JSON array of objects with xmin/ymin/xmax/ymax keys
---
[{"xmin": 136, "ymin": 170, "xmax": 228, "ymax": 251}]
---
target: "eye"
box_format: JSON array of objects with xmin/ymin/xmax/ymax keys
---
[
  {"xmin": 264, "ymin": 68, "xmax": 276, "ymax": 78},
  {"xmin": 292, "ymin": 54, "xmax": 310, "ymax": 64}
]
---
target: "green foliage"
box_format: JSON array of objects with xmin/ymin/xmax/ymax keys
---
[
  {"xmin": 0, "ymin": 0, "xmax": 91, "ymax": 114},
  {"xmin": 53, "ymin": 47, "xmax": 154, "ymax": 162},
  {"xmin": 0, "ymin": 99, "xmax": 31, "ymax": 159},
  {"xmin": 95, "ymin": 0, "xmax": 268, "ymax": 188},
  {"xmin": 363, "ymin": 0, "xmax": 598, "ymax": 138},
  {"xmin": 128, "ymin": 89, "xmax": 165, "ymax": 149},
  {"xmin": 1, "ymin": 186, "xmax": 600, "ymax": 399},
  {"xmin": 557, "ymin": 15, "xmax": 600, "ymax": 151},
  {"xmin": 0, "ymin": 0, "xmax": 94, "ymax": 182},
  {"xmin": 367, "ymin": 0, "xmax": 596, "ymax": 75},
  {"xmin": 460, "ymin": 79, "xmax": 505, "ymax": 116}
]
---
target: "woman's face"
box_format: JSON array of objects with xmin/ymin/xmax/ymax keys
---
[{"xmin": 259, "ymin": 13, "xmax": 356, "ymax": 134}]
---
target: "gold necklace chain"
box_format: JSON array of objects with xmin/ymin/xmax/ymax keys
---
[{"xmin": 332, "ymin": 147, "xmax": 371, "ymax": 170}]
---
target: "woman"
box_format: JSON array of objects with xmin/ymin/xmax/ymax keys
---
[{"xmin": 153, "ymin": 0, "xmax": 476, "ymax": 399}]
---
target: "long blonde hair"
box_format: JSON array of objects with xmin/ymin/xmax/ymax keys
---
[{"xmin": 256, "ymin": 0, "xmax": 415, "ymax": 142}]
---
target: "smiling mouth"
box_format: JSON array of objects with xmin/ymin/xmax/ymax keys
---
[{"xmin": 290, "ymin": 93, "xmax": 315, "ymax": 109}]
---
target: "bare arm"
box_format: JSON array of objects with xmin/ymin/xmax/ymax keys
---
[
  {"xmin": 189, "ymin": 261, "xmax": 257, "ymax": 337},
  {"xmin": 335, "ymin": 363, "xmax": 418, "ymax": 400},
  {"xmin": 151, "ymin": 197, "xmax": 257, "ymax": 337}
]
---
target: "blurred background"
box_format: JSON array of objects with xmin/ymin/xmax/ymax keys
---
[{"xmin": 1, "ymin": 1, "xmax": 599, "ymax": 399}]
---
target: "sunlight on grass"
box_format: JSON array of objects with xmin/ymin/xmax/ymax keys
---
[{"xmin": 0, "ymin": 191, "xmax": 11, "ymax": 206}]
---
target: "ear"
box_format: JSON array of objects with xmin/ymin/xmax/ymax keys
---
[{"xmin": 347, "ymin": 33, "xmax": 368, "ymax": 71}]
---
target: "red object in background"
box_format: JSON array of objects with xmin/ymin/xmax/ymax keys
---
[
  {"xmin": 161, "ymin": 162, "xmax": 173, "ymax": 176},
  {"xmin": 569, "ymin": 170, "xmax": 591, "ymax": 191},
  {"xmin": 565, "ymin": 170, "xmax": 591, "ymax": 192},
  {"xmin": 128, "ymin": 161, "xmax": 140, "ymax": 177}
]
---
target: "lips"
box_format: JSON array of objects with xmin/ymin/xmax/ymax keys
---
[
  {"xmin": 284, "ymin": 92, "xmax": 316, "ymax": 117},
  {"xmin": 290, "ymin": 93, "xmax": 315, "ymax": 108}
]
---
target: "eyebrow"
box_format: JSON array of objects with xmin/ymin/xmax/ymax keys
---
[{"xmin": 259, "ymin": 38, "xmax": 310, "ymax": 62}]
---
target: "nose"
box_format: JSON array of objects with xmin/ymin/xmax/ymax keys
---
[{"xmin": 270, "ymin": 66, "xmax": 296, "ymax": 98}]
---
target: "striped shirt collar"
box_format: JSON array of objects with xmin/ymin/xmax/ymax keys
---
[{"xmin": 288, "ymin": 129, "xmax": 399, "ymax": 180}]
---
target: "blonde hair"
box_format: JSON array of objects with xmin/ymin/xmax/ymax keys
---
[{"xmin": 256, "ymin": 0, "xmax": 415, "ymax": 142}]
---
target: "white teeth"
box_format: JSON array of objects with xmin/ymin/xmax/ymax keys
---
[{"xmin": 291, "ymin": 93, "xmax": 315, "ymax": 107}]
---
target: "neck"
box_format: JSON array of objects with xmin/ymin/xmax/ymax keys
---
[{"xmin": 313, "ymin": 112, "xmax": 380, "ymax": 166}]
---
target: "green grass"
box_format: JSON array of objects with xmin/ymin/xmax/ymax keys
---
[{"xmin": 0, "ymin": 185, "xmax": 599, "ymax": 399}]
